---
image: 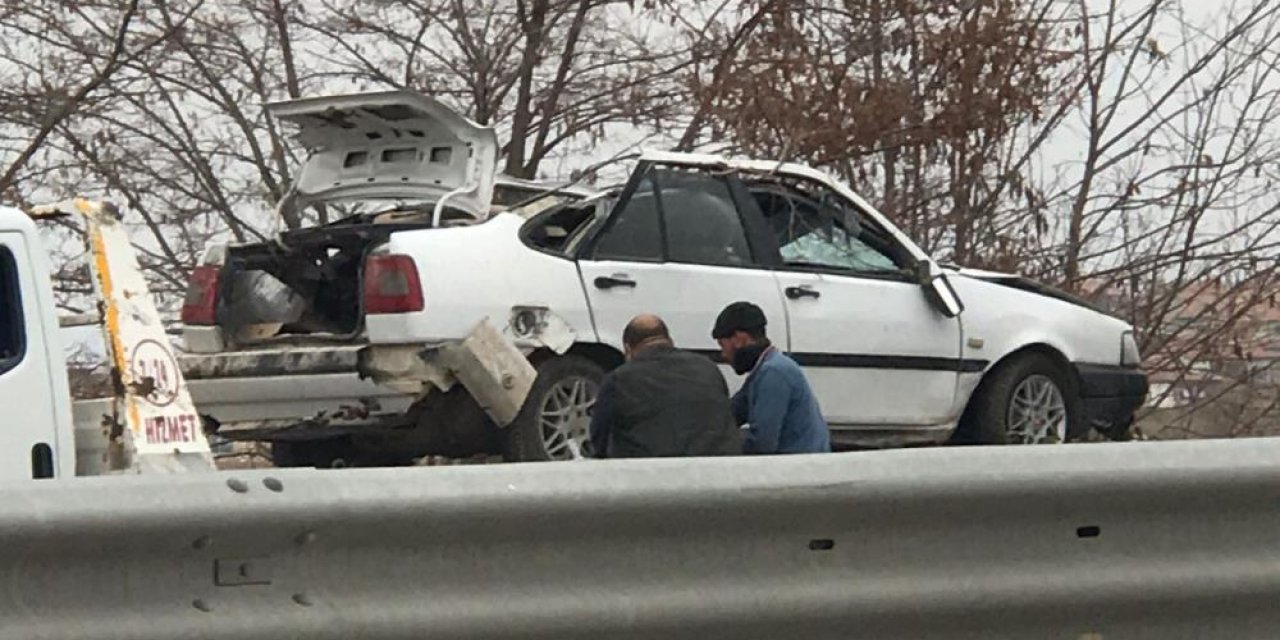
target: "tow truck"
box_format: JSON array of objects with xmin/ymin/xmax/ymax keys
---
[
  {"xmin": 0, "ymin": 199, "xmax": 216, "ymax": 480},
  {"xmin": 2, "ymin": 197, "xmax": 529, "ymax": 480}
]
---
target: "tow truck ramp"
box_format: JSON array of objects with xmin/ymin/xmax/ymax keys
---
[
  {"xmin": 2, "ymin": 437, "xmax": 1278, "ymax": 638},
  {"xmin": 31, "ymin": 199, "xmax": 214, "ymax": 474}
]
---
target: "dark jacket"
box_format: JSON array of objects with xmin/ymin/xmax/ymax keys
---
[
  {"xmin": 589, "ymin": 344, "xmax": 741, "ymax": 458},
  {"xmin": 732, "ymin": 348, "xmax": 830, "ymax": 454}
]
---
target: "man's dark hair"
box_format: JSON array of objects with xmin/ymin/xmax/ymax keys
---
[
  {"xmin": 623, "ymin": 314, "xmax": 672, "ymax": 349},
  {"xmin": 712, "ymin": 301, "xmax": 768, "ymax": 340}
]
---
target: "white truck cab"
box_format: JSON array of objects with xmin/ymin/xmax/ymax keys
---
[{"xmin": 0, "ymin": 206, "xmax": 76, "ymax": 480}]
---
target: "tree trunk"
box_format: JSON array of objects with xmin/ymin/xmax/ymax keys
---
[{"xmin": 504, "ymin": 0, "xmax": 550, "ymax": 178}]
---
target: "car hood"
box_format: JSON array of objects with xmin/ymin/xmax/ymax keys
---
[
  {"xmin": 266, "ymin": 91, "xmax": 498, "ymax": 217},
  {"xmin": 946, "ymin": 266, "xmax": 1107, "ymax": 315}
]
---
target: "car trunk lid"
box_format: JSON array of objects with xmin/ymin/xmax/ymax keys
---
[{"xmin": 266, "ymin": 91, "xmax": 498, "ymax": 217}]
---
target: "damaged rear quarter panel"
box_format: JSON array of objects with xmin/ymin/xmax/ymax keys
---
[{"xmin": 364, "ymin": 214, "xmax": 597, "ymax": 347}]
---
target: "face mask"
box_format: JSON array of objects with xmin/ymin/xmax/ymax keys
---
[{"xmin": 732, "ymin": 340, "xmax": 771, "ymax": 375}]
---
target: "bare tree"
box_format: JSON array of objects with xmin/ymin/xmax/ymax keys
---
[
  {"xmin": 0, "ymin": 1, "xmax": 199, "ymax": 201},
  {"xmin": 305, "ymin": 0, "xmax": 692, "ymax": 179},
  {"xmin": 1030, "ymin": 1, "xmax": 1280, "ymax": 437},
  {"xmin": 677, "ymin": 0, "xmax": 1072, "ymax": 263},
  {"xmin": 681, "ymin": 0, "xmax": 1280, "ymax": 437},
  {"xmin": 4, "ymin": 0, "xmax": 1277, "ymax": 437},
  {"xmin": 30, "ymin": 0, "xmax": 322, "ymax": 312},
  {"xmin": 4, "ymin": 0, "xmax": 707, "ymax": 314}
]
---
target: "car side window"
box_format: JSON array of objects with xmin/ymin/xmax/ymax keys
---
[
  {"xmin": 756, "ymin": 189, "xmax": 900, "ymax": 274},
  {"xmin": 593, "ymin": 177, "xmax": 662, "ymax": 261},
  {"xmin": 0, "ymin": 245, "xmax": 26, "ymax": 374},
  {"xmin": 523, "ymin": 201, "xmax": 601, "ymax": 256},
  {"xmin": 656, "ymin": 170, "xmax": 754, "ymax": 267}
]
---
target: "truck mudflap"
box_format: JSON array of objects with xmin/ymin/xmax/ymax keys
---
[{"xmin": 31, "ymin": 200, "xmax": 215, "ymax": 474}]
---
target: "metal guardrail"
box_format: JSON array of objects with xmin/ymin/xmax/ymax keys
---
[{"xmin": 3, "ymin": 438, "xmax": 1280, "ymax": 638}]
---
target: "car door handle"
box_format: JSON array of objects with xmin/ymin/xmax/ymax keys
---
[
  {"xmin": 785, "ymin": 285, "xmax": 820, "ymax": 300},
  {"xmin": 594, "ymin": 275, "xmax": 637, "ymax": 290}
]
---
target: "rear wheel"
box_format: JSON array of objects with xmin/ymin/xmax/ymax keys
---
[
  {"xmin": 959, "ymin": 353, "xmax": 1080, "ymax": 445},
  {"xmin": 505, "ymin": 355, "xmax": 604, "ymax": 462}
]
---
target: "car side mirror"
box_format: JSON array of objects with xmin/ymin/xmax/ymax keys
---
[{"xmin": 915, "ymin": 260, "xmax": 964, "ymax": 318}]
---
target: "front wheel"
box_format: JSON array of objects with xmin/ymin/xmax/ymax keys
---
[
  {"xmin": 504, "ymin": 355, "xmax": 604, "ymax": 462},
  {"xmin": 959, "ymin": 353, "xmax": 1081, "ymax": 445}
]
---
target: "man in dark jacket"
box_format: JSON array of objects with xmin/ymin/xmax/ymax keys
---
[
  {"xmin": 712, "ymin": 301, "xmax": 831, "ymax": 454},
  {"xmin": 589, "ymin": 314, "xmax": 741, "ymax": 458}
]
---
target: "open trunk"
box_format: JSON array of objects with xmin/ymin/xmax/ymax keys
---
[
  {"xmin": 208, "ymin": 179, "xmax": 572, "ymax": 346},
  {"xmin": 214, "ymin": 218, "xmax": 436, "ymax": 345},
  {"xmin": 183, "ymin": 90, "xmax": 505, "ymax": 346}
]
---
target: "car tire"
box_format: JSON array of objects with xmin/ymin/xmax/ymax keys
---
[
  {"xmin": 504, "ymin": 355, "xmax": 604, "ymax": 462},
  {"xmin": 958, "ymin": 353, "xmax": 1081, "ymax": 445}
]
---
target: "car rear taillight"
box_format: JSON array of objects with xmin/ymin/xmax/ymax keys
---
[
  {"xmin": 181, "ymin": 265, "xmax": 221, "ymax": 325},
  {"xmin": 363, "ymin": 254, "xmax": 424, "ymax": 314}
]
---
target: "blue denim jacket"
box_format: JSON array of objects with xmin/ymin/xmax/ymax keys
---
[{"xmin": 731, "ymin": 349, "xmax": 831, "ymax": 454}]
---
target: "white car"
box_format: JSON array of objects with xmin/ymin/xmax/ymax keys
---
[{"xmin": 180, "ymin": 91, "xmax": 1147, "ymax": 465}]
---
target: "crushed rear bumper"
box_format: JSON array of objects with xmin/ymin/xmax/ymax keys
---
[
  {"xmin": 180, "ymin": 344, "xmax": 417, "ymax": 439},
  {"xmin": 179, "ymin": 320, "xmax": 536, "ymax": 442}
]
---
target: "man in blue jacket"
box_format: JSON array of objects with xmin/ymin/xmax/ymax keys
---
[{"xmin": 712, "ymin": 301, "xmax": 831, "ymax": 454}]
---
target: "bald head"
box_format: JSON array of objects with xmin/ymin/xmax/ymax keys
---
[{"xmin": 622, "ymin": 314, "xmax": 672, "ymax": 354}]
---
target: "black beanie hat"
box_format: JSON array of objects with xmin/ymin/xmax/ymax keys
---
[{"xmin": 712, "ymin": 301, "xmax": 768, "ymax": 339}]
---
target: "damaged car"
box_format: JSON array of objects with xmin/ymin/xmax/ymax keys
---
[{"xmin": 179, "ymin": 90, "xmax": 1148, "ymax": 466}]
